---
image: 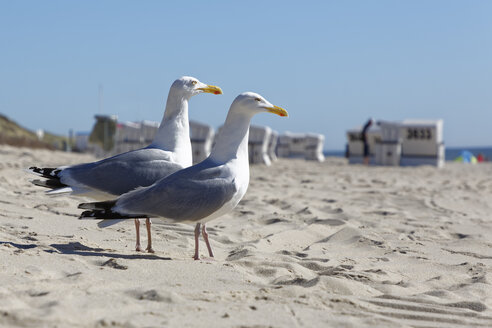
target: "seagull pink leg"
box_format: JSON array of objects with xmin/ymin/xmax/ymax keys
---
[
  {"xmin": 135, "ymin": 219, "xmax": 142, "ymax": 252},
  {"xmin": 193, "ymin": 223, "xmax": 201, "ymax": 260},
  {"xmin": 145, "ymin": 218, "xmax": 155, "ymax": 253},
  {"xmin": 202, "ymin": 224, "xmax": 214, "ymax": 258}
]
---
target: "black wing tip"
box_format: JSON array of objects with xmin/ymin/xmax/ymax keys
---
[
  {"xmin": 78, "ymin": 203, "xmax": 89, "ymax": 209},
  {"xmin": 28, "ymin": 167, "xmax": 61, "ymax": 179},
  {"xmin": 78, "ymin": 209, "xmax": 146, "ymax": 220},
  {"xmin": 79, "ymin": 209, "xmax": 112, "ymax": 220},
  {"xmin": 32, "ymin": 178, "xmax": 67, "ymax": 189},
  {"xmin": 78, "ymin": 200, "xmax": 117, "ymax": 210},
  {"xmin": 28, "ymin": 166, "xmax": 43, "ymax": 175},
  {"xmin": 79, "ymin": 210, "xmax": 96, "ymax": 218}
]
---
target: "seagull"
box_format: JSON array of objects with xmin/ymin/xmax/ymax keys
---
[
  {"xmin": 78, "ymin": 92, "xmax": 288, "ymax": 260},
  {"xmin": 29, "ymin": 76, "xmax": 222, "ymax": 253}
]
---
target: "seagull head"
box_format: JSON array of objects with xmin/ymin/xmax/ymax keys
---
[
  {"xmin": 172, "ymin": 76, "xmax": 223, "ymax": 99},
  {"xmin": 232, "ymin": 92, "xmax": 288, "ymax": 117}
]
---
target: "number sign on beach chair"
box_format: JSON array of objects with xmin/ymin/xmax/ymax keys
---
[{"xmin": 399, "ymin": 119, "xmax": 444, "ymax": 167}]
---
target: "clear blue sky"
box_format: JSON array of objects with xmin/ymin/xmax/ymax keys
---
[{"xmin": 1, "ymin": 1, "xmax": 491, "ymax": 150}]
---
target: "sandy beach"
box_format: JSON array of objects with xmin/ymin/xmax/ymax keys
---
[{"xmin": 1, "ymin": 144, "xmax": 492, "ymax": 327}]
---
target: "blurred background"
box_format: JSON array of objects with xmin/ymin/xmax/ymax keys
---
[{"xmin": 1, "ymin": 0, "xmax": 491, "ymax": 154}]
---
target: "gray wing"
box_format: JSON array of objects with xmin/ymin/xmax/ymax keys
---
[
  {"xmin": 59, "ymin": 147, "xmax": 183, "ymax": 195},
  {"xmin": 114, "ymin": 160, "xmax": 237, "ymax": 222}
]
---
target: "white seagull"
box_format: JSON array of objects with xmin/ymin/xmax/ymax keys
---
[
  {"xmin": 29, "ymin": 76, "xmax": 222, "ymax": 253},
  {"xmin": 79, "ymin": 92, "xmax": 288, "ymax": 260}
]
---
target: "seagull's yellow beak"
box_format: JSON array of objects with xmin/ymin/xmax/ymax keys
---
[
  {"xmin": 265, "ymin": 105, "xmax": 288, "ymax": 117},
  {"xmin": 198, "ymin": 85, "xmax": 223, "ymax": 95}
]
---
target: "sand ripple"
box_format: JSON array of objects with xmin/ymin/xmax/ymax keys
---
[{"xmin": 1, "ymin": 145, "xmax": 492, "ymax": 327}]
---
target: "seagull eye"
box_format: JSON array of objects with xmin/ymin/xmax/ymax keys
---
[
  {"xmin": 191, "ymin": 81, "xmax": 197, "ymax": 85},
  {"xmin": 255, "ymin": 98, "xmax": 261, "ymax": 102}
]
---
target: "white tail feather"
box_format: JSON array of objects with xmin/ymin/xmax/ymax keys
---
[{"xmin": 46, "ymin": 187, "xmax": 73, "ymax": 196}]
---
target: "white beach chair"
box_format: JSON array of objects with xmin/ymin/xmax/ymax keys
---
[
  {"xmin": 374, "ymin": 120, "xmax": 402, "ymax": 166},
  {"xmin": 304, "ymin": 133, "xmax": 325, "ymax": 162},
  {"xmin": 140, "ymin": 120, "xmax": 160, "ymax": 144},
  {"xmin": 276, "ymin": 133, "xmax": 292, "ymax": 158},
  {"xmin": 190, "ymin": 120, "xmax": 215, "ymax": 164},
  {"xmin": 346, "ymin": 128, "xmax": 382, "ymax": 164},
  {"xmin": 268, "ymin": 130, "xmax": 278, "ymax": 162},
  {"xmin": 248, "ymin": 125, "xmax": 272, "ymax": 165}
]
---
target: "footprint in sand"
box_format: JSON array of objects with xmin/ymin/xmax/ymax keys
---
[
  {"xmin": 128, "ymin": 289, "xmax": 182, "ymax": 303},
  {"xmin": 100, "ymin": 258, "xmax": 127, "ymax": 270}
]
